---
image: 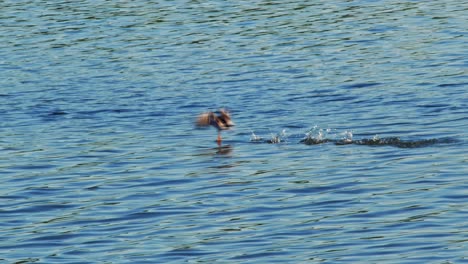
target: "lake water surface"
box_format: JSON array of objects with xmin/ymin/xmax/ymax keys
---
[{"xmin": 1, "ymin": 0, "xmax": 467, "ymax": 263}]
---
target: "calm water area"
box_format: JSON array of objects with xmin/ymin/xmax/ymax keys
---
[{"xmin": 1, "ymin": 0, "xmax": 467, "ymax": 263}]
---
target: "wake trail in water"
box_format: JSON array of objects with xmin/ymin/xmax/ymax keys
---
[{"xmin": 250, "ymin": 127, "xmax": 459, "ymax": 148}]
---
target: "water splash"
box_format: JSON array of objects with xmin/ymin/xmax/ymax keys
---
[
  {"xmin": 268, "ymin": 134, "xmax": 282, "ymax": 144},
  {"xmin": 335, "ymin": 130, "xmax": 353, "ymax": 145},
  {"xmin": 301, "ymin": 126, "xmax": 331, "ymax": 145},
  {"xmin": 250, "ymin": 129, "xmax": 288, "ymax": 144},
  {"xmin": 267, "ymin": 129, "xmax": 288, "ymax": 144},
  {"xmin": 251, "ymin": 127, "xmax": 457, "ymax": 148},
  {"xmin": 250, "ymin": 131, "xmax": 263, "ymax": 142}
]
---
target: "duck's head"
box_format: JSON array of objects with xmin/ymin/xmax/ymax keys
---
[{"xmin": 219, "ymin": 109, "xmax": 235, "ymax": 128}]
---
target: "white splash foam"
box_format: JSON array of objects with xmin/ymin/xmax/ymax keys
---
[{"xmin": 250, "ymin": 131, "xmax": 263, "ymax": 142}]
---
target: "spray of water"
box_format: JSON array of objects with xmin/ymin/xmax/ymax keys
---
[
  {"xmin": 301, "ymin": 126, "xmax": 331, "ymax": 145},
  {"xmin": 250, "ymin": 131, "xmax": 263, "ymax": 142},
  {"xmin": 250, "ymin": 126, "xmax": 455, "ymax": 148}
]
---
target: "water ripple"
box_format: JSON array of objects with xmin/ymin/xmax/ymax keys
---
[{"xmin": 1, "ymin": 0, "xmax": 467, "ymax": 263}]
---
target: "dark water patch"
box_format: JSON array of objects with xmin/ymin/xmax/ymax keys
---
[
  {"xmin": 437, "ymin": 82, "xmax": 467, "ymax": 87},
  {"xmin": 0, "ymin": 242, "xmax": 65, "ymax": 250},
  {"xmin": 77, "ymin": 108, "xmax": 137, "ymax": 116},
  {"xmin": 441, "ymin": 194, "xmax": 468, "ymax": 199},
  {"xmin": 85, "ymin": 185, "xmax": 100, "ymax": 191},
  {"xmin": 4, "ymin": 203, "xmax": 74, "ymax": 214},
  {"xmin": 286, "ymin": 182, "xmax": 354, "ymax": 195},
  {"xmin": 41, "ymin": 110, "xmax": 69, "ymax": 121},
  {"xmin": 286, "ymin": 88, "xmax": 338, "ymax": 101},
  {"xmin": 300, "ymin": 136, "xmax": 458, "ymax": 148},
  {"xmin": 417, "ymin": 103, "xmax": 451, "ymax": 108},
  {"xmin": 116, "ymin": 211, "xmax": 167, "ymax": 221},
  {"xmin": 0, "ymin": 195, "xmax": 26, "ymax": 200},
  {"xmin": 342, "ymin": 82, "xmax": 382, "ymax": 89},
  {"xmin": 27, "ymin": 233, "xmax": 78, "ymax": 242},
  {"xmin": 352, "ymin": 137, "xmax": 458, "ymax": 148},
  {"xmin": 306, "ymin": 199, "xmax": 354, "ymax": 209},
  {"xmin": 417, "ymin": 103, "xmax": 451, "ymax": 113},
  {"xmin": 336, "ymin": 186, "xmax": 383, "ymax": 195},
  {"xmin": 48, "ymin": 112, "xmax": 68, "ymax": 119},
  {"xmin": 8, "ymin": 163, "xmax": 58, "ymax": 170},
  {"xmin": 321, "ymin": 95, "xmax": 358, "ymax": 103},
  {"xmin": 164, "ymin": 247, "xmax": 215, "ymax": 257},
  {"xmin": 129, "ymin": 178, "xmax": 195, "ymax": 188},
  {"xmin": 230, "ymin": 250, "xmax": 289, "ymax": 260}
]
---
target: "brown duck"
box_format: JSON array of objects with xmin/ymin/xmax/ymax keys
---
[{"xmin": 196, "ymin": 109, "xmax": 235, "ymax": 145}]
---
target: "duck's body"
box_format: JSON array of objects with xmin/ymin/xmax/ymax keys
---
[{"xmin": 196, "ymin": 109, "xmax": 234, "ymax": 145}]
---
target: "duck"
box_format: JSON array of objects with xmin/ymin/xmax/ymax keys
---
[{"xmin": 196, "ymin": 108, "xmax": 235, "ymax": 145}]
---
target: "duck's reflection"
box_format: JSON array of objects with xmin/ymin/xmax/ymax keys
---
[
  {"xmin": 215, "ymin": 144, "xmax": 233, "ymax": 155},
  {"xmin": 194, "ymin": 144, "xmax": 233, "ymax": 157}
]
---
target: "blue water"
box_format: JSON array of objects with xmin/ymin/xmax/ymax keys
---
[{"xmin": 1, "ymin": 0, "xmax": 467, "ymax": 263}]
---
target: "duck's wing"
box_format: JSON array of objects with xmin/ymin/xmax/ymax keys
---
[{"xmin": 196, "ymin": 112, "xmax": 214, "ymax": 127}]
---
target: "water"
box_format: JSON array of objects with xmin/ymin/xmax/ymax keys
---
[{"xmin": 1, "ymin": 0, "xmax": 467, "ymax": 263}]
